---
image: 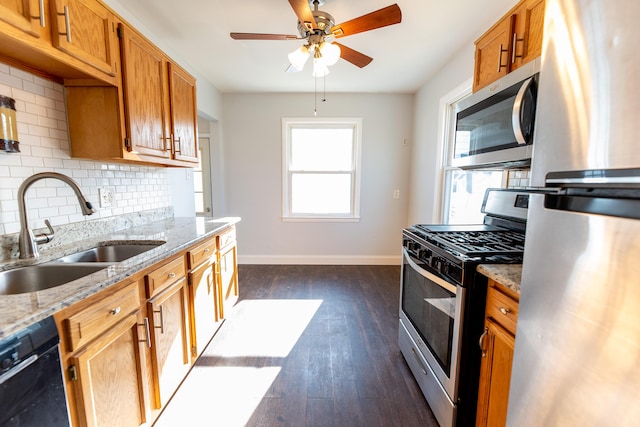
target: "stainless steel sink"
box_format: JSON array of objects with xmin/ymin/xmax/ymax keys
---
[
  {"xmin": 54, "ymin": 241, "xmax": 164, "ymax": 263},
  {"xmin": 0, "ymin": 264, "xmax": 107, "ymax": 295}
]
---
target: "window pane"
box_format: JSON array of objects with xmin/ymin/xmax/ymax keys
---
[
  {"xmin": 446, "ymin": 169, "xmax": 503, "ymax": 224},
  {"xmin": 291, "ymin": 128, "xmax": 353, "ymax": 171},
  {"xmin": 194, "ymin": 193, "xmax": 204, "ymax": 214},
  {"xmin": 291, "ymin": 173, "xmax": 351, "ymax": 214},
  {"xmin": 193, "ymin": 171, "xmax": 203, "ymax": 192}
]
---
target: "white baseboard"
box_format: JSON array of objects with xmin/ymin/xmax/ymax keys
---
[{"xmin": 238, "ymin": 254, "xmax": 401, "ymax": 265}]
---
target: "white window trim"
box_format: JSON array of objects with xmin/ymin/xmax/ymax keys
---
[
  {"xmin": 281, "ymin": 117, "xmax": 362, "ymax": 222},
  {"xmin": 437, "ymin": 79, "xmax": 508, "ymax": 223},
  {"xmin": 433, "ymin": 79, "xmax": 473, "ymax": 222}
]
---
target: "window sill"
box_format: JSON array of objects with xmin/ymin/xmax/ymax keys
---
[{"xmin": 281, "ymin": 217, "xmax": 361, "ymax": 223}]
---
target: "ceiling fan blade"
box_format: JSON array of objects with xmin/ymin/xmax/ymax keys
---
[
  {"xmin": 230, "ymin": 32, "xmax": 299, "ymax": 41},
  {"xmin": 334, "ymin": 42, "xmax": 373, "ymax": 68},
  {"xmin": 288, "ymin": 0, "xmax": 317, "ymax": 30},
  {"xmin": 332, "ymin": 4, "xmax": 402, "ymax": 38}
]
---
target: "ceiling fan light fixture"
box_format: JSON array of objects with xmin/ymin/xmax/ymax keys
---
[
  {"xmin": 288, "ymin": 45, "xmax": 311, "ymax": 71},
  {"xmin": 319, "ymin": 42, "xmax": 340, "ymax": 66}
]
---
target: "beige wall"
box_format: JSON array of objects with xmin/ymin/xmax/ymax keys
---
[{"xmin": 223, "ymin": 92, "xmax": 413, "ymax": 265}]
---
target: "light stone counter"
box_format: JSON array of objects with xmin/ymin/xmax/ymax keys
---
[
  {"xmin": 0, "ymin": 216, "xmax": 240, "ymax": 338},
  {"xmin": 477, "ymin": 264, "xmax": 522, "ymax": 294}
]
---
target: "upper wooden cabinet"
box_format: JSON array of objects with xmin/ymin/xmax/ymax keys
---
[
  {"xmin": 119, "ymin": 25, "xmax": 198, "ymax": 163},
  {"xmin": 50, "ymin": 0, "xmax": 119, "ymax": 77},
  {"xmin": 473, "ymin": 0, "xmax": 545, "ymax": 91},
  {"xmin": 0, "ymin": 0, "xmax": 119, "ymax": 84},
  {"xmin": 169, "ymin": 63, "xmax": 199, "ymax": 162},
  {"xmin": 64, "ymin": 23, "xmax": 199, "ymax": 167},
  {"xmin": 0, "ymin": 0, "xmax": 47, "ymax": 38}
]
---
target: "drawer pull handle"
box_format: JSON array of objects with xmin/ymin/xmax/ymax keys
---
[
  {"xmin": 58, "ymin": 5, "xmax": 72, "ymax": 43},
  {"xmin": 154, "ymin": 306, "xmax": 165, "ymax": 334},
  {"xmin": 499, "ymin": 307, "xmax": 511, "ymax": 316},
  {"xmin": 109, "ymin": 306, "xmax": 121, "ymax": 315},
  {"xmin": 479, "ymin": 327, "xmax": 489, "ymax": 357},
  {"xmin": 168, "ymin": 272, "xmax": 176, "ymax": 278},
  {"xmin": 204, "ymin": 248, "xmax": 210, "ymax": 253},
  {"xmin": 139, "ymin": 317, "xmax": 151, "ymax": 348},
  {"xmin": 497, "ymin": 43, "xmax": 508, "ymax": 72}
]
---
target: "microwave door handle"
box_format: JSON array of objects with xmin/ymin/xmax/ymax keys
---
[
  {"xmin": 403, "ymin": 248, "xmax": 458, "ymax": 294},
  {"xmin": 512, "ymin": 76, "xmax": 534, "ymax": 145}
]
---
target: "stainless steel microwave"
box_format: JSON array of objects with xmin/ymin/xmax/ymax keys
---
[{"xmin": 452, "ymin": 58, "xmax": 540, "ymax": 169}]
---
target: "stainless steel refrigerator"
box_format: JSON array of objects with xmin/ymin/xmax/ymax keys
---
[{"xmin": 507, "ymin": 0, "xmax": 640, "ymax": 425}]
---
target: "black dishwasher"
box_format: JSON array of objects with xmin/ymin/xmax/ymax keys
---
[{"xmin": 0, "ymin": 317, "xmax": 71, "ymax": 427}]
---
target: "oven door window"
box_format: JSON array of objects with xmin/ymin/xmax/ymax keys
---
[{"xmin": 401, "ymin": 259, "xmax": 457, "ymax": 375}]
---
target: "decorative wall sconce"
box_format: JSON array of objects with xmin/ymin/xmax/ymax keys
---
[{"xmin": 0, "ymin": 95, "xmax": 20, "ymax": 153}]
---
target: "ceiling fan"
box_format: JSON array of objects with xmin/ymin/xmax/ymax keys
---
[{"xmin": 230, "ymin": 0, "xmax": 402, "ymax": 76}]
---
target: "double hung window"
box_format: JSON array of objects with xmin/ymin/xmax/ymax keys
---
[{"xmin": 282, "ymin": 118, "xmax": 362, "ymax": 221}]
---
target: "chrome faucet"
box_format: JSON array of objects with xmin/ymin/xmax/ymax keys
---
[{"xmin": 18, "ymin": 172, "xmax": 96, "ymax": 259}]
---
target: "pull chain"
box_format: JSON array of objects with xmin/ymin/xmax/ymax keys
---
[{"xmin": 314, "ymin": 75, "xmax": 317, "ymax": 116}]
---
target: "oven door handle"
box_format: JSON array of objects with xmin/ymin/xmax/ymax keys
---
[{"xmin": 403, "ymin": 248, "xmax": 458, "ymax": 294}]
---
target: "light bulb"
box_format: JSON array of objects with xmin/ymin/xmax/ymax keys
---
[
  {"xmin": 288, "ymin": 45, "xmax": 310, "ymax": 71},
  {"xmin": 319, "ymin": 42, "xmax": 340, "ymax": 66}
]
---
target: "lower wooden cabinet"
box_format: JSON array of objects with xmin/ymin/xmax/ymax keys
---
[
  {"xmin": 146, "ymin": 274, "xmax": 190, "ymax": 409},
  {"xmin": 188, "ymin": 259, "xmax": 221, "ymax": 357},
  {"xmin": 55, "ymin": 225, "xmax": 239, "ymax": 426},
  {"xmin": 476, "ymin": 281, "xmax": 520, "ymax": 427},
  {"xmin": 70, "ymin": 310, "xmax": 149, "ymax": 427},
  {"xmin": 218, "ymin": 229, "xmax": 238, "ymax": 318},
  {"xmin": 55, "ymin": 279, "xmax": 150, "ymax": 427}
]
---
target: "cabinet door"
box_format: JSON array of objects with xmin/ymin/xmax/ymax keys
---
[
  {"xmin": 476, "ymin": 319, "xmax": 515, "ymax": 427},
  {"xmin": 188, "ymin": 261, "xmax": 220, "ymax": 357},
  {"xmin": 50, "ymin": 0, "xmax": 118, "ymax": 76},
  {"xmin": 473, "ymin": 15, "xmax": 515, "ymax": 92},
  {"xmin": 218, "ymin": 244, "xmax": 238, "ymax": 318},
  {"xmin": 169, "ymin": 62, "xmax": 199, "ymax": 163},
  {"xmin": 0, "ymin": 0, "xmax": 44, "ymax": 37},
  {"xmin": 148, "ymin": 278, "xmax": 190, "ymax": 408},
  {"xmin": 518, "ymin": 0, "xmax": 545, "ymax": 67},
  {"xmin": 70, "ymin": 311, "xmax": 149, "ymax": 427},
  {"xmin": 119, "ymin": 24, "xmax": 172, "ymax": 160}
]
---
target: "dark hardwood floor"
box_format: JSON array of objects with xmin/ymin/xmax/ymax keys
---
[{"xmin": 155, "ymin": 265, "xmax": 438, "ymax": 427}]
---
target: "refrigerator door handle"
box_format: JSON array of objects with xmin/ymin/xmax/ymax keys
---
[{"xmin": 512, "ymin": 77, "xmax": 534, "ymax": 145}]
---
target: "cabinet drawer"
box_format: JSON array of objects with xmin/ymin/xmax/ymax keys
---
[
  {"xmin": 486, "ymin": 286, "xmax": 519, "ymax": 335},
  {"xmin": 63, "ymin": 281, "xmax": 140, "ymax": 352},
  {"xmin": 187, "ymin": 238, "xmax": 216, "ymax": 269},
  {"xmin": 217, "ymin": 227, "xmax": 236, "ymax": 250},
  {"xmin": 146, "ymin": 256, "xmax": 186, "ymax": 298}
]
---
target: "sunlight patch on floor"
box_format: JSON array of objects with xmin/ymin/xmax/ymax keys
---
[
  {"xmin": 154, "ymin": 366, "xmax": 281, "ymax": 427},
  {"xmin": 209, "ymin": 299, "xmax": 323, "ymax": 358},
  {"xmin": 155, "ymin": 299, "xmax": 323, "ymax": 426}
]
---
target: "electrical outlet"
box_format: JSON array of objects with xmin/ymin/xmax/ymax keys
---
[
  {"xmin": 99, "ymin": 187, "xmax": 114, "ymax": 208},
  {"xmin": 393, "ymin": 189, "xmax": 400, "ymax": 199}
]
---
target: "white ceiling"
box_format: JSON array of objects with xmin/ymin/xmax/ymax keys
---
[{"xmin": 109, "ymin": 0, "xmax": 517, "ymax": 94}]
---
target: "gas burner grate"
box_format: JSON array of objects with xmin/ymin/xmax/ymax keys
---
[{"xmin": 426, "ymin": 230, "xmax": 525, "ymax": 257}]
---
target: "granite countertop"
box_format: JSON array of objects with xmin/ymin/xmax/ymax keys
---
[
  {"xmin": 0, "ymin": 216, "xmax": 240, "ymax": 338},
  {"xmin": 477, "ymin": 264, "xmax": 522, "ymax": 295}
]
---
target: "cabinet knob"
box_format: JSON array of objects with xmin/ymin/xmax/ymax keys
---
[
  {"xmin": 109, "ymin": 306, "xmax": 121, "ymax": 315},
  {"xmin": 499, "ymin": 306, "xmax": 511, "ymax": 316},
  {"xmin": 168, "ymin": 272, "xmax": 176, "ymax": 278}
]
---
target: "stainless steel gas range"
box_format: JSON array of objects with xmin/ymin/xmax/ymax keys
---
[{"xmin": 398, "ymin": 189, "xmax": 530, "ymax": 427}]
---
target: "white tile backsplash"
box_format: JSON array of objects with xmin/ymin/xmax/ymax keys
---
[{"xmin": 0, "ymin": 63, "xmax": 172, "ymax": 236}]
